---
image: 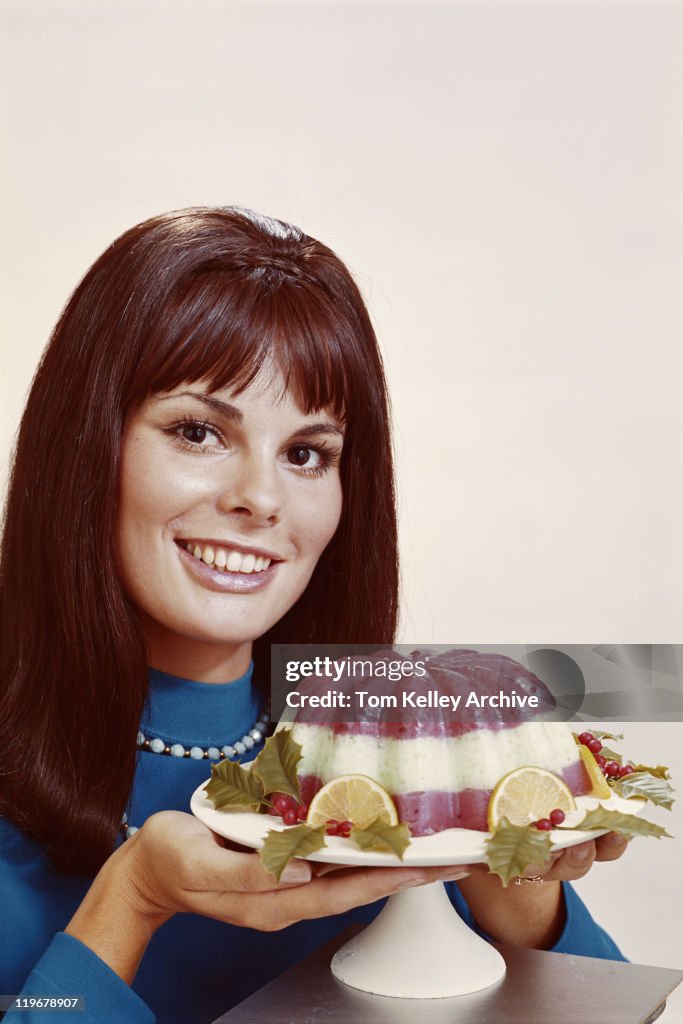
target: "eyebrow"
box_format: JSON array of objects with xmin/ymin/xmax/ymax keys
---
[
  {"xmin": 157, "ymin": 390, "xmax": 344, "ymax": 437},
  {"xmin": 158, "ymin": 390, "xmax": 243, "ymax": 422}
]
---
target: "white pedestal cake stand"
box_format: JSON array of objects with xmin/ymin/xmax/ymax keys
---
[{"xmin": 191, "ymin": 785, "xmax": 639, "ymax": 1000}]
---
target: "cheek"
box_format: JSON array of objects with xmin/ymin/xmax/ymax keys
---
[
  {"xmin": 118, "ymin": 439, "xmax": 193, "ymax": 535},
  {"xmin": 299, "ymin": 480, "xmax": 343, "ymax": 557},
  {"xmin": 115, "ymin": 439, "xmax": 179, "ymax": 574}
]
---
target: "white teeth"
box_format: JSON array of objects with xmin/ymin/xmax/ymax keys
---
[
  {"xmin": 226, "ymin": 550, "xmax": 242, "ymax": 572},
  {"xmin": 182, "ymin": 542, "xmax": 274, "ymax": 573}
]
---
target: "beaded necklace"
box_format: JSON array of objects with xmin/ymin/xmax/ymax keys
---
[{"xmin": 120, "ymin": 704, "xmax": 270, "ymax": 840}]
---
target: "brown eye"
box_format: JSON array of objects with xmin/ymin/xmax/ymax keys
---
[
  {"xmin": 182, "ymin": 423, "xmax": 208, "ymax": 445},
  {"xmin": 287, "ymin": 445, "xmax": 313, "ymax": 466}
]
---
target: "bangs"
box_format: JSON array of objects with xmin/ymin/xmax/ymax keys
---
[{"xmin": 132, "ymin": 271, "xmax": 361, "ymax": 419}]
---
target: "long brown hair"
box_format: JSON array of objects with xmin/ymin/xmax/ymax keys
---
[{"xmin": 0, "ymin": 207, "xmax": 398, "ymax": 874}]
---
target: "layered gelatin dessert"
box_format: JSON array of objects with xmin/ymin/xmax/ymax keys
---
[{"xmin": 288, "ymin": 648, "xmax": 591, "ymax": 834}]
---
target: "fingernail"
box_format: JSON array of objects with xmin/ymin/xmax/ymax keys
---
[
  {"xmin": 280, "ymin": 860, "xmax": 312, "ymax": 885},
  {"xmin": 396, "ymin": 874, "xmax": 428, "ymax": 889},
  {"xmin": 441, "ymin": 870, "xmax": 470, "ymax": 882},
  {"xmin": 608, "ymin": 832, "xmax": 628, "ymax": 845}
]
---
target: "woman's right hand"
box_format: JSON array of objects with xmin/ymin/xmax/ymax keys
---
[{"xmin": 66, "ymin": 810, "xmax": 469, "ymax": 984}]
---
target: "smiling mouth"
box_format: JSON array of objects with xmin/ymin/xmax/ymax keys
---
[{"xmin": 177, "ymin": 540, "xmax": 276, "ymax": 574}]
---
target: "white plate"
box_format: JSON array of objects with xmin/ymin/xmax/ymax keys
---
[{"xmin": 190, "ymin": 781, "xmax": 644, "ymax": 867}]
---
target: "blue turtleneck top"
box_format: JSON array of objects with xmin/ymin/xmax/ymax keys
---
[{"xmin": 1, "ymin": 667, "xmax": 625, "ymax": 1023}]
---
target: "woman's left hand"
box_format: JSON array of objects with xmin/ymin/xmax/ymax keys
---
[
  {"xmin": 521, "ymin": 830, "xmax": 629, "ymax": 882},
  {"xmin": 456, "ymin": 831, "xmax": 630, "ymax": 949}
]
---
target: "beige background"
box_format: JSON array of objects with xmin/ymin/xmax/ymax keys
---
[{"xmin": 1, "ymin": 0, "xmax": 682, "ymax": 1014}]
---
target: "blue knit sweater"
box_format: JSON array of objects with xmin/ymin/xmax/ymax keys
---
[{"xmin": 1, "ymin": 667, "xmax": 625, "ymax": 1023}]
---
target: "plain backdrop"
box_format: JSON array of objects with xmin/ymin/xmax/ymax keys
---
[{"xmin": 1, "ymin": 0, "xmax": 682, "ymax": 1017}]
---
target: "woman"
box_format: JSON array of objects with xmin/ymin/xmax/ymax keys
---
[{"xmin": 0, "ymin": 207, "xmax": 627, "ymax": 1023}]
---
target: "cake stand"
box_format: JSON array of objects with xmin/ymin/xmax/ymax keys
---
[{"xmin": 191, "ymin": 784, "xmax": 642, "ymax": 1000}]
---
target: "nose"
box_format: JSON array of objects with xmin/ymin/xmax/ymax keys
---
[{"xmin": 216, "ymin": 452, "xmax": 282, "ymax": 525}]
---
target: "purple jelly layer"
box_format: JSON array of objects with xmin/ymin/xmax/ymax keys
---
[
  {"xmin": 297, "ymin": 720, "xmax": 556, "ymax": 738},
  {"xmin": 290, "ymin": 648, "xmax": 560, "ymax": 733},
  {"xmin": 299, "ymin": 759, "xmax": 592, "ymax": 835}
]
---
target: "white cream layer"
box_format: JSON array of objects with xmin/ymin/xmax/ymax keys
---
[{"xmin": 290, "ymin": 721, "xmax": 580, "ymax": 792}]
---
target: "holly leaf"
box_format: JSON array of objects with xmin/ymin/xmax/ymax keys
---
[
  {"xmin": 349, "ymin": 819, "xmax": 412, "ymax": 860},
  {"xmin": 204, "ymin": 759, "xmax": 264, "ymax": 811},
  {"xmin": 599, "ymin": 746, "xmax": 623, "ymax": 764},
  {"xmin": 574, "ymin": 806, "xmax": 673, "ymax": 839},
  {"xmin": 591, "ymin": 730, "xmax": 624, "ymax": 741},
  {"xmin": 485, "ymin": 818, "xmax": 553, "ymax": 887},
  {"xmin": 627, "ymin": 763, "xmax": 671, "ymax": 780},
  {"xmin": 252, "ymin": 728, "xmax": 303, "ymax": 802},
  {"xmin": 611, "ymin": 772, "xmax": 675, "ymax": 810},
  {"xmin": 259, "ymin": 824, "xmax": 327, "ymax": 882}
]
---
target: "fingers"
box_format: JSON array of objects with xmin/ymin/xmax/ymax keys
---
[
  {"xmin": 258, "ymin": 864, "xmax": 470, "ymax": 927},
  {"xmin": 594, "ymin": 831, "xmax": 630, "ymax": 862},
  {"xmin": 311, "ymin": 862, "xmax": 354, "ymax": 877},
  {"xmin": 542, "ymin": 840, "xmax": 596, "ymax": 881},
  {"xmin": 137, "ymin": 809, "xmax": 476, "ymax": 931},
  {"xmin": 540, "ymin": 833, "xmax": 630, "ymax": 882},
  {"xmin": 138, "ymin": 813, "xmax": 311, "ymax": 896},
  {"xmin": 203, "ymin": 847, "xmax": 313, "ymax": 893}
]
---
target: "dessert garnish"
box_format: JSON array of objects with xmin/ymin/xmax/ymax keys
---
[
  {"xmin": 574, "ymin": 730, "xmax": 674, "ymax": 809},
  {"xmin": 259, "ymin": 824, "xmax": 328, "ymax": 882},
  {"xmin": 203, "ymin": 757, "xmax": 266, "ymax": 812},
  {"xmin": 306, "ymin": 774, "xmax": 399, "ymax": 830},
  {"xmin": 485, "ymin": 731, "xmax": 674, "ymax": 886},
  {"xmin": 487, "ymin": 767, "xmax": 577, "ymax": 830},
  {"xmin": 348, "ymin": 818, "xmax": 412, "ymax": 859},
  {"xmin": 203, "ymin": 729, "xmax": 410, "ymax": 880}
]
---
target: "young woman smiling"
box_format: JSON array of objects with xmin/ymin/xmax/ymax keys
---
[{"xmin": 0, "ymin": 208, "xmax": 627, "ymax": 1023}]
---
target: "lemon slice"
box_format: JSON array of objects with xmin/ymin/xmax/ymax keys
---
[
  {"xmin": 306, "ymin": 774, "xmax": 399, "ymax": 830},
  {"xmin": 577, "ymin": 744, "xmax": 612, "ymax": 799},
  {"xmin": 487, "ymin": 766, "xmax": 577, "ymax": 830}
]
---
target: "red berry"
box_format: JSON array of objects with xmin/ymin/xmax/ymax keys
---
[
  {"xmin": 549, "ymin": 808, "xmax": 565, "ymax": 826},
  {"xmin": 326, "ymin": 819, "xmax": 340, "ymax": 836},
  {"xmin": 587, "ymin": 738, "xmax": 603, "ymax": 755},
  {"xmin": 535, "ymin": 818, "xmax": 553, "ymax": 830},
  {"xmin": 605, "ymin": 761, "xmax": 621, "ymax": 778},
  {"xmin": 578, "ymin": 732, "xmax": 594, "ymax": 745},
  {"xmin": 267, "ymin": 805, "xmax": 280, "ymax": 816},
  {"xmin": 282, "ymin": 809, "xmax": 298, "ymax": 826},
  {"xmin": 272, "ymin": 794, "xmax": 290, "ymax": 814},
  {"xmin": 339, "ymin": 820, "xmax": 354, "ymax": 837},
  {"xmin": 619, "ymin": 765, "xmax": 635, "ymax": 777},
  {"xmin": 296, "ymin": 803, "xmax": 308, "ymax": 821},
  {"xmin": 595, "ymin": 754, "xmax": 607, "ymax": 767}
]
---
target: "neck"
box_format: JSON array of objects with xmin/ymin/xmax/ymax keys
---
[{"xmin": 143, "ymin": 627, "xmax": 253, "ymax": 683}]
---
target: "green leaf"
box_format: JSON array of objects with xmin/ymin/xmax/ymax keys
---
[
  {"xmin": 485, "ymin": 818, "xmax": 553, "ymax": 888},
  {"xmin": 590, "ymin": 730, "xmax": 624, "ymax": 741},
  {"xmin": 627, "ymin": 763, "xmax": 671, "ymax": 780},
  {"xmin": 203, "ymin": 759, "xmax": 264, "ymax": 811},
  {"xmin": 252, "ymin": 728, "xmax": 303, "ymax": 801},
  {"xmin": 611, "ymin": 772, "xmax": 675, "ymax": 811},
  {"xmin": 575, "ymin": 806, "xmax": 673, "ymax": 840},
  {"xmin": 599, "ymin": 746, "xmax": 623, "ymax": 764},
  {"xmin": 349, "ymin": 819, "xmax": 412, "ymax": 860},
  {"xmin": 259, "ymin": 824, "xmax": 327, "ymax": 882}
]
